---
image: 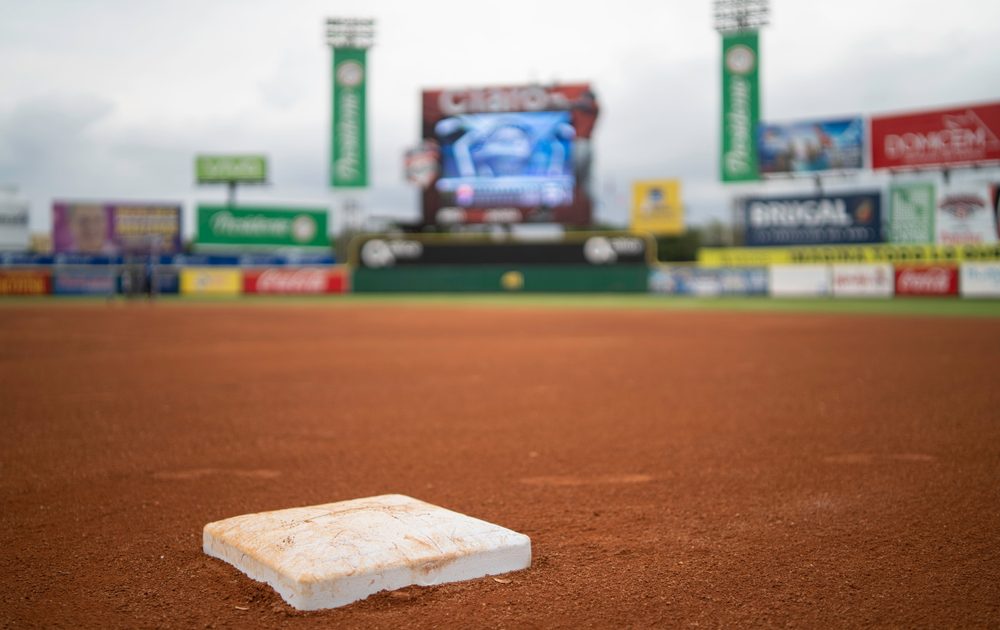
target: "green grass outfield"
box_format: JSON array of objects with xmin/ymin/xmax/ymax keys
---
[{"xmin": 3, "ymin": 294, "xmax": 1000, "ymax": 317}]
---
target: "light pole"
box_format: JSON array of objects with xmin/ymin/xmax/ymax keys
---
[
  {"xmin": 713, "ymin": 0, "xmax": 769, "ymax": 33},
  {"xmin": 326, "ymin": 18, "xmax": 374, "ymax": 239}
]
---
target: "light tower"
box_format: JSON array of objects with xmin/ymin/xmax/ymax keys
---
[
  {"xmin": 326, "ymin": 18, "xmax": 375, "ymax": 233},
  {"xmin": 714, "ymin": 0, "xmax": 768, "ymax": 184}
]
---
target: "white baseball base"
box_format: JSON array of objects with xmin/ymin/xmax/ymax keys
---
[{"xmin": 203, "ymin": 494, "xmax": 531, "ymax": 610}]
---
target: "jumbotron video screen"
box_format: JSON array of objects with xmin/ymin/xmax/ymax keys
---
[{"xmin": 420, "ymin": 83, "xmax": 599, "ymax": 227}]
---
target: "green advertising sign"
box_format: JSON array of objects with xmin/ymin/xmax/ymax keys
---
[
  {"xmin": 889, "ymin": 182, "xmax": 936, "ymax": 244},
  {"xmin": 196, "ymin": 155, "xmax": 268, "ymax": 184},
  {"xmin": 196, "ymin": 206, "xmax": 329, "ymax": 249},
  {"xmin": 721, "ymin": 31, "xmax": 760, "ymax": 182},
  {"xmin": 331, "ymin": 47, "xmax": 368, "ymax": 188}
]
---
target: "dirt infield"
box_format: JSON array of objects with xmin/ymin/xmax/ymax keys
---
[{"xmin": 2, "ymin": 302, "xmax": 999, "ymax": 628}]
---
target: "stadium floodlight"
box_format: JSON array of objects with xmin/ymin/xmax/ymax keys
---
[
  {"xmin": 713, "ymin": 0, "xmax": 769, "ymax": 33},
  {"xmin": 325, "ymin": 18, "xmax": 375, "ymax": 49}
]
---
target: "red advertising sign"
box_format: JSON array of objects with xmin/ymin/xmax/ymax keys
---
[
  {"xmin": 243, "ymin": 268, "xmax": 348, "ymax": 295},
  {"xmin": 871, "ymin": 102, "xmax": 1000, "ymax": 170},
  {"xmin": 894, "ymin": 265, "xmax": 958, "ymax": 296},
  {"xmin": 0, "ymin": 270, "xmax": 51, "ymax": 295}
]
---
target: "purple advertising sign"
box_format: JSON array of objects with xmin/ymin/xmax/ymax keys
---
[{"xmin": 53, "ymin": 202, "xmax": 182, "ymax": 254}]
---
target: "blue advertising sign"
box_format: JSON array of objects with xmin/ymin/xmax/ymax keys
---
[
  {"xmin": 743, "ymin": 192, "xmax": 883, "ymax": 247},
  {"xmin": 52, "ymin": 268, "xmax": 117, "ymax": 295},
  {"xmin": 757, "ymin": 117, "xmax": 864, "ymax": 175},
  {"xmin": 649, "ymin": 267, "xmax": 768, "ymax": 296}
]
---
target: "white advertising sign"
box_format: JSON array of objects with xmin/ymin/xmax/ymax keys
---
[
  {"xmin": 832, "ymin": 264, "xmax": 894, "ymax": 298},
  {"xmin": 935, "ymin": 184, "xmax": 998, "ymax": 246},
  {"xmin": 0, "ymin": 196, "xmax": 30, "ymax": 251},
  {"xmin": 960, "ymin": 262, "xmax": 1000, "ymax": 297},
  {"xmin": 769, "ymin": 264, "xmax": 831, "ymax": 297}
]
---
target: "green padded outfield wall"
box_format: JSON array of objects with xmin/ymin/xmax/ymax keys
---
[{"xmin": 352, "ymin": 265, "xmax": 648, "ymax": 293}]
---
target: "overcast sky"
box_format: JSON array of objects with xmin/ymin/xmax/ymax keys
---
[{"xmin": 1, "ymin": 0, "xmax": 999, "ymax": 237}]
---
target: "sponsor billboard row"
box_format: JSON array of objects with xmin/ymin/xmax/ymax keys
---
[{"xmin": 721, "ymin": 101, "xmax": 999, "ymax": 182}]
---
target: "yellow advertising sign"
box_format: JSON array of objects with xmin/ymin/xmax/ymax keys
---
[
  {"xmin": 698, "ymin": 243, "xmax": 1000, "ymax": 267},
  {"xmin": 631, "ymin": 180, "xmax": 683, "ymax": 235},
  {"xmin": 180, "ymin": 268, "xmax": 242, "ymax": 296}
]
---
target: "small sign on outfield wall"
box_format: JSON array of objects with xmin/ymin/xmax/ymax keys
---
[
  {"xmin": 831, "ymin": 264, "xmax": 894, "ymax": 298},
  {"xmin": 960, "ymin": 262, "xmax": 1000, "ymax": 297},
  {"xmin": 769, "ymin": 265, "xmax": 831, "ymax": 297},
  {"xmin": 243, "ymin": 268, "xmax": 349, "ymax": 295},
  {"xmin": 180, "ymin": 268, "xmax": 242, "ymax": 296},
  {"xmin": 894, "ymin": 265, "xmax": 958, "ymax": 296}
]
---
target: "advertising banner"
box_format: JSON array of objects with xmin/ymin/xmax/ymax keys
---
[
  {"xmin": 420, "ymin": 83, "xmax": 598, "ymax": 226},
  {"xmin": 649, "ymin": 266, "xmax": 767, "ymax": 296},
  {"xmin": 631, "ymin": 180, "xmax": 684, "ymax": 235},
  {"xmin": 871, "ymin": 102, "xmax": 1000, "ymax": 170},
  {"xmin": 935, "ymin": 184, "xmax": 998, "ymax": 246},
  {"xmin": 153, "ymin": 269, "xmax": 180, "ymax": 295},
  {"xmin": 331, "ymin": 47, "xmax": 367, "ymax": 187},
  {"xmin": 721, "ymin": 31, "xmax": 760, "ymax": 182},
  {"xmin": 0, "ymin": 270, "xmax": 50, "ymax": 295},
  {"xmin": 743, "ymin": 192, "xmax": 882, "ymax": 247},
  {"xmin": 758, "ymin": 117, "xmax": 864, "ymax": 175},
  {"xmin": 960, "ymin": 262, "xmax": 1000, "ymax": 297},
  {"xmin": 894, "ymin": 265, "xmax": 958, "ymax": 296},
  {"xmin": 354, "ymin": 235, "xmax": 650, "ymax": 268},
  {"xmin": 769, "ymin": 265, "xmax": 831, "ymax": 297},
  {"xmin": 179, "ymin": 268, "xmax": 242, "ymax": 296},
  {"xmin": 195, "ymin": 155, "xmax": 267, "ymax": 184},
  {"xmin": 243, "ymin": 267, "xmax": 348, "ymax": 295},
  {"xmin": 0, "ymin": 197, "xmax": 30, "ymax": 251},
  {"xmin": 196, "ymin": 206, "xmax": 329, "ymax": 250},
  {"xmin": 699, "ymin": 243, "xmax": 1000, "ymax": 267},
  {"xmin": 52, "ymin": 202, "xmax": 182, "ymax": 254},
  {"xmin": 889, "ymin": 182, "xmax": 935, "ymax": 244},
  {"xmin": 831, "ymin": 264, "xmax": 894, "ymax": 298},
  {"xmin": 52, "ymin": 268, "xmax": 116, "ymax": 295}
]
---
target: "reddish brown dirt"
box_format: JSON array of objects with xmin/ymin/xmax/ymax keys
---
[{"xmin": 2, "ymin": 302, "xmax": 999, "ymax": 628}]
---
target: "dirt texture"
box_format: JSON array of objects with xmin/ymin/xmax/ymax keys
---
[{"xmin": 1, "ymin": 302, "xmax": 999, "ymax": 629}]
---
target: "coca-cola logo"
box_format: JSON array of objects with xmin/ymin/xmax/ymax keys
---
[
  {"xmin": 897, "ymin": 267, "xmax": 954, "ymax": 294},
  {"xmin": 255, "ymin": 268, "xmax": 328, "ymax": 294}
]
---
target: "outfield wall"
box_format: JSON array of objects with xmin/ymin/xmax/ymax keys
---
[{"xmin": 650, "ymin": 262, "xmax": 1000, "ymax": 298}]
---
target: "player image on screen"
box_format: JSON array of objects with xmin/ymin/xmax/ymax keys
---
[{"xmin": 433, "ymin": 111, "xmax": 576, "ymax": 208}]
